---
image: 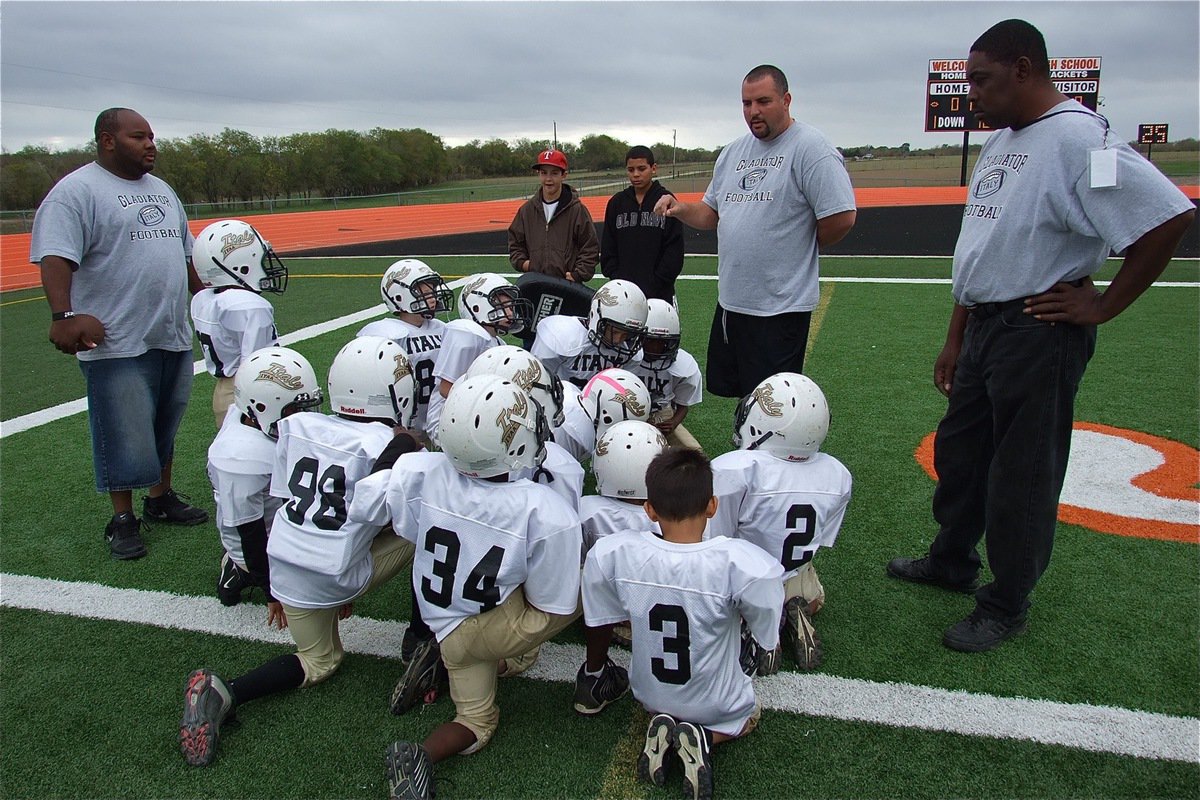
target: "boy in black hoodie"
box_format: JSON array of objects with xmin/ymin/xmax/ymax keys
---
[{"xmin": 600, "ymin": 146, "xmax": 684, "ymax": 302}]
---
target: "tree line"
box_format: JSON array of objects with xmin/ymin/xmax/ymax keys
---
[
  {"xmin": 0, "ymin": 128, "xmax": 720, "ymax": 212},
  {"xmin": 3, "ymin": 127, "xmax": 1193, "ymax": 212}
]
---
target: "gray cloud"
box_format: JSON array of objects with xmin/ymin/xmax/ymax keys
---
[{"xmin": 2, "ymin": 1, "xmax": 1196, "ymax": 153}]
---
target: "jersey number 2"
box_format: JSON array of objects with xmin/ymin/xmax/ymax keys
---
[{"xmin": 781, "ymin": 503, "xmax": 817, "ymax": 570}]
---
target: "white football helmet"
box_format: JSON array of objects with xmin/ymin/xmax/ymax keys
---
[
  {"xmin": 733, "ymin": 372, "xmax": 830, "ymax": 462},
  {"xmin": 234, "ymin": 346, "xmax": 322, "ymax": 437},
  {"xmin": 587, "ymin": 279, "xmax": 648, "ymax": 363},
  {"xmin": 193, "ymin": 219, "xmax": 287, "ymax": 293},
  {"xmin": 463, "ymin": 345, "xmax": 566, "ymax": 427},
  {"xmin": 439, "ymin": 374, "xmax": 549, "ymax": 478},
  {"xmin": 380, "ymin": 259, "xmax": 453, "ymax": 318},
  {"xmin": 640, "ymin": 299, "xmax": 682, "ymax": 370},
  {"xmin": 457, "ymin": 273, "xmax": 533, "ymax": 335},
  {"xmin": 593, "ymin": 420, "xmax": 668, "ymax": 500},
  {"xmin": 327, "ymin": 336, "xmax": 419, "ymax": 426},
  {"xmin": 578, "ymin": 368, "xmax": 651, "ymax": 438}
]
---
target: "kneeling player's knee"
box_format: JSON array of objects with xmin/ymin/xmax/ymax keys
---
[{"xmin": 297, "ymin": 649, "xmax": 344, "ymax": 688}]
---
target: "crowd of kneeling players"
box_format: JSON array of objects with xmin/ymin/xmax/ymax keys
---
[{"xmin": 180, "ymin": 220, "xmax": 852, "ymax": 800}]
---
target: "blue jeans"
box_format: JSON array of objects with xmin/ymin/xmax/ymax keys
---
[
  {"xmin": 928, "ymin": 302, "xmax": 1096, "ymax": 619},
  {"xmin": 79, "ymin": 349, "xmax": 193, "ymax": 493}
]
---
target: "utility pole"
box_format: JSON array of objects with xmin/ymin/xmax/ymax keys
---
[
  {"xmin": 672, "ymin": 129, "xmax": 678, "ymax": 178},
  {"xmin": 552, "ymin": 122, "xmax": 558, "ymax": 151}
]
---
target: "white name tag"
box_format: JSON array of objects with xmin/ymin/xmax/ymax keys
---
[{"xmin": 1089, "ymin": 148, "xmax": 1118, "ymax": 188}]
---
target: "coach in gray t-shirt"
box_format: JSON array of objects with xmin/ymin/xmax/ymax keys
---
[
  {"xmin": 657, "ymin": 64, "xmax": 856, "ymax": 397},
  {"xmin": 887, "ymin": 20, "xmax": 1195, "ymax": 653},
  {"xmin": 30, "ymin": 107, "xmax": 209, "ymax": 561}
]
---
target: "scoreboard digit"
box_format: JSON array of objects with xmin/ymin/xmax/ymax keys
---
[{"xmin": 1137, "ymin": 124, "xmax": 1169, "ymax": 145}]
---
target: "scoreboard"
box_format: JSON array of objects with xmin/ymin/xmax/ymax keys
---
[{"xmin": 925, "ymin": 57, "xmax": 1102, "ymax": 132}]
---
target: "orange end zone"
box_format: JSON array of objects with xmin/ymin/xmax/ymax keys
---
[{"xmin": 4, "ymin": 185, "xmax": 1196, "ymax": 293}]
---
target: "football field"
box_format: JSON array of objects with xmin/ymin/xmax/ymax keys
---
[{"xmin": 1, "ymin": 255, "xmax": 1197, "ymax": 799}]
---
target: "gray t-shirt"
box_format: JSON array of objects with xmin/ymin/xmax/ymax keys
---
[
  {"xmin": 953, "ymin": 100, "xmax": 1195, "ymax": 305},
  {"xmin": 30, "ymin": 162, "xmax": 194, "ymax": 360},
  {"xmin": 703, "ymin": 121, "xmax": 856, "ymax": 316}
]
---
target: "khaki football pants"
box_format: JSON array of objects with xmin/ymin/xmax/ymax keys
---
[
  {"xmin": 212, "ymin": 376, "xmax": 236, "ymax": 428},
  {"xmin": 649, "ymin": 406, "xmax": 703, "ymax": 451},
  {"xmin": 783, "ymin": 561, "xmax": 825, "ymax": 616}
]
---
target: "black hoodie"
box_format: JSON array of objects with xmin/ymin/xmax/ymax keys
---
[{"xmin": 600, "ymin": 181, "xmax": 684, "ymax": 301}]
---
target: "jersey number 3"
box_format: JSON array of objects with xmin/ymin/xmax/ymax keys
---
[
  {"xmin": 649, "ymin": 603, "xmax": 691, "ymax": 685},
  {"xmin": 421, "ymin": 526, "xmax": 505, "ymax": 613}
]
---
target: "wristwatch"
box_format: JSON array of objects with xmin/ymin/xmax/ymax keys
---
[{"xmin": 51, "ymin": 310, "xmax": 75, "ymax": 321}]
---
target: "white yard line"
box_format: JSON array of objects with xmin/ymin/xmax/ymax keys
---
[
  {"xmin": 1, "ymin": 572, "xmax": 1194, "ymax": 764},
  {"xmin": 2, "ymin": 274, "xmax": 1194, "ymax": 439}
]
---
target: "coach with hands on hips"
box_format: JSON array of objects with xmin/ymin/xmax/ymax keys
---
[
  {"xmin": 887, "ymin": 20, "xmax": 1195, "ymax": 652},
  {"xmin": 655, "ymin": 64, "xmax": 857, "ymax": 397},
  {"xmin": 31, "ymin": 107, "xmax": 209, "ymax": 561}
]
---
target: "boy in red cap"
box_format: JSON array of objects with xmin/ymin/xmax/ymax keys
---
[{"xmin": 508, "ymin": 148, "xmax": 599, "ymax": 284}]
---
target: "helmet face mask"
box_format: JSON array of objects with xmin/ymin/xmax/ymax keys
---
[
  {"xmin": 439, "ymin": 375, "xmax": 548, "ymax": 478},
  {"xmin": 640, "ymin": 299, "xmax": 682, "ymax": 370},
  {"xmin": 734, "ymin": 372, "xmax": 830, "ymax": 462},
  {"xmin": 464, "ymin": 346, "xmax": 566, "ymax": 428},
  {"xmin": 579, "ymin": 368, "xmax": 651, "ymax": 438},
  {"xmin": 587, "ymin": 280, "xmax": 648, "ymax": 363},
  {"xmin": 234, "ymin": 347, "xmax": 323, "ymax": 438},
  {"xmin": 593, "ymin": 420, "xmax": 668, "ymax": 500},
  {"xmin": 381, "ymin": 260, "xmax": 453, "ymax": 318},
  {"xmin": 194, "ymin": 219, "xmax": 288, "ymax": 294},
  {"xmin": 328, "ymin": 336, "xmax": 419, "ymax": 427},
  {"xmin": 457, "ymin": 274, "xmax": 533, "ymax": 335}
]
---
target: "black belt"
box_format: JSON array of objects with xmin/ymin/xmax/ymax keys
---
[{"xmin": 966, "ymin": 298, "xmax": 1026, "ymax": 319}]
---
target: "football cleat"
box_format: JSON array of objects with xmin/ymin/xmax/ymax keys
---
[
  {"xmin": 572, "ymin": 658, "xmax": 629, "ymax": 715},
  {"xmin": 385, "ymin": 741, "xmax": 435, "ymax": 800},
  {"xmin": 390, "ymin": 638, "xmax": 448, "ymax": 716},
  {"xmin": 781, "ymin": 596, "xmax": 824, "ymax": 671},
  {"xmin": 674, "ymin": 720, "xmax": 714, "ymax": 800},
  {"xmin": 179, "ymin": 669, "xmax": 234, "ymax": 767},
  {"xmin": 637, "ymin": 713, "xmax": 676, "ymax": 787},
  {"xmin": 217, "ymin": 552, "xmax": 253, "ymax": 607},
  {"xmin": 143, "ymin": 489, "xmax": 208, "ymax": 526}
]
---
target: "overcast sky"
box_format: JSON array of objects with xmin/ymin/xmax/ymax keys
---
[{"xmin": 2, "ymin": 1, "xmax": 1197, "ymax": 155}]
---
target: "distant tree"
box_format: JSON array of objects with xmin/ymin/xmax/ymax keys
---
[
  {"xmin": 0, "ymin": 157, "xmax": 54, "ymax": 209},
  {"xmin": 575, "ymin": 134, "xmax": 628, "ymax": 171}
]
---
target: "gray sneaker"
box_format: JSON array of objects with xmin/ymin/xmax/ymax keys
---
[
  {"xmin": 390, "ymin": 638, "xmax": 448, "ymax": 716},
  {"xmin": 674, "ymin": 721, "xmax": 713, "ymax": 800},
  {"xmin": 179, "ymin": 669, "xmax": 234, "ymax": 766},
  {"xmin": 637, "ymin": 713, "xmax": 676, "ymax": 787},
  {"xmin": 385, "ymin": 741, "xmax": 435, "ymax": 800},
  {"xmin": 781, "ymin": 596, "xmax": 823, "ymax": 671}
]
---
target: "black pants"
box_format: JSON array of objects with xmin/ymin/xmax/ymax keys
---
[
  {"xmin": 706, "ymin": 304, "xmax": 813, "ymax": 398},
  {"xmin": 928, "ymin": 301, "xmax": 1096, "ymax": 619}
]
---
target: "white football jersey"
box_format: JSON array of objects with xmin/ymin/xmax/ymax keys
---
[
  {"xmin": 426, "ymin": 319, "xmax": 502, "ymax": 443},
  {"xmin": 551, "ymin": 381, "xmax": 595, "ymax": 462},
  {"xmin": 207, "ymin": 405, "xmax": 281, "ymax": 566},
  {"xmin": 632, "ymin": 348, "xmax": 703, "ymax": 413},
  {"xmin": 709, "ymin": 450, "xmax": 852, "ymax": 580},
  {"xmin": 190, "ymin": 288, "xmax": 278, "ymax": 378},
  {"xmin": 266, "ymin": 413, "xmax": 396, "ymax": 609},
  {"xmin": 513, "ymin": 441, "xmax": 584, "ymax": 513},
  {"xmin": 583, "ymin": 532, "xmax": 784, "ymax": 735},
  {"xmin": 354, "ymin": 452, "xmax": 581, "ymax": 642},
  {"xmin": 579, "ymin": 494, "xmax": 660, "ymax": 557},
  {"xmin": 357, "ymin": 316, "xmax": 445, "ymax": 433},
  {"xmin": 533, "ymin": 315, "xmax": 633, "ymax": 388}
]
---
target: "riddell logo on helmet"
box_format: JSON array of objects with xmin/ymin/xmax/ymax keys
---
[
  {"xmin": 257, "ymin": 362, "xmax": 303, "ymax": 390},
  {"xmin": 219, "ymin": 230, "xmax": 256, "ymax": 258},
  {"xmin": 340, "ymin": 405, "xmax": 366, "ymax": 415},
  {"xmin": 753, "ymin": 384, "xmax": 784, "ymax": 417}
]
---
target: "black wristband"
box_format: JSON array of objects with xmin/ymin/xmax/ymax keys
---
[{"xmin": 51, "ymin": 311, "xmax": 75, "ymax": 322}]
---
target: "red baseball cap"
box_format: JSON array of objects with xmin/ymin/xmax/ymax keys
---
[{"xmin": 532, "ymin": 149, "xmax": 568, "ymax": 171}]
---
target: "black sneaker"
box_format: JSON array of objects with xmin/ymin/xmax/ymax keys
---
[
  {"xmin": 886, "ymin": 555, "xmax": 979, "ymax": 594},
  {"xmin": 674, "ymin": 721, "xmax": 713, "ymax": 800},
  {"xmin": 943, "ymin": 609, "xmax": 1028, "ymax": 652},
  {"xmin": 637, "ymin": 713, "xmax": 676, "ymax": 787},
  {"xmin": 143, "ymin": 489, "xmax": 209, "ymax": 526},
  {"xmin": 104, "ymin": 512, "xmax": 147, "ymax": 560},
  {"xmin": 572, "ymin": 658, "xmax": 629, "ymax": 715},
  {"xmin": 781, "ymin": 596, "xmax": 823, "ymax": 671},
  {"xmin": 217, "ymin": 553, "xmax": 253, "ymax": 607},
  {"xmin": 385, "ymin": 741, "xmax": 435, "ymax": 800},
  {"xmin": 390, "ymin": 638, "xmax": 448, "ymax": 716},
  {"xmin": 179, "ymin": 668, "xmax": 234, "ymax": 767}
]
